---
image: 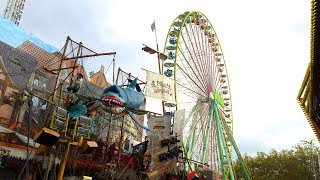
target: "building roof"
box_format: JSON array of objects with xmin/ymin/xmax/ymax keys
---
[
  {"xmin": 297, "ymin": 0, "xmax": 320, "ymax": 141},
  {"xmin": 17, "ymin": 41, "xmax": 61, "ymax": 94},
  {"xmin": 0, "ymin": 56, "xmax": 12, "ymax": 85},
  {"xmin": 0, "ymin": 41, "xmax": 36, "ymax": 90},
  {"xmin": 17, "ymin": 41, "xmax": 60, "ymax": 69},
  {"xmin": 17, "ymin": 41, "xmax": 89, "ymax": 92},
  {"xmin": 89, "ymin": 65, "xmax": 111, "ymax": 89},
  {"xmin": 64, "ymin": 59, "xmax": 88, "ymax": 80}
]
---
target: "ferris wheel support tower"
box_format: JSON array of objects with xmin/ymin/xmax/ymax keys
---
[{"xmin": 3, "ymin": 0, "xmax": 26, "ymax": 26}]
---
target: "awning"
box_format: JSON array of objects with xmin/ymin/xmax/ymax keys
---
[{"xmin": 0, "ymin": 125, "xmax": 40, "ymax": 148}]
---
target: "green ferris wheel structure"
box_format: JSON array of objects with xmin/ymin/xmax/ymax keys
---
[{"xmin": 162, "ymin": 11, "xmax": 251, "ymax": 179}]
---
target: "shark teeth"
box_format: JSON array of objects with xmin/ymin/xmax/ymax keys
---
[{"xmin": 101, "ymin": 95, "xmax": 124, "ymax": 108}]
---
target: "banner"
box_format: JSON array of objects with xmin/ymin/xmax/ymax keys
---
[
  {"xmin": 145, "ymin": 71, "xmax": 175, "ymax": 102},
  {"xmin": 173, "ymin": 109, "xmax": 185, "ymax": 139},
  {"xmin": 147, "ymin": 114, "xmax": 173, "ymax": 138}
]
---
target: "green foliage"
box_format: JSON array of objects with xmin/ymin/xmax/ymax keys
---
[{"xmin": 234, "ymin": 143, "xmax": 320, "ymax": 180}]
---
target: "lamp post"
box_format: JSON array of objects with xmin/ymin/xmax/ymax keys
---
[
  {"xmin": 141, "ymin": 44, "xmax": 167, "ymax": 115},
  {"xmin": 302, "ymin": 139, "xmax": 317, "ymax": 180}
]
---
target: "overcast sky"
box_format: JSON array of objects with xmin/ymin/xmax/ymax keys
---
[{"xmin": 1, "ymin": 0, "xmax": 317, "ymax": 155}]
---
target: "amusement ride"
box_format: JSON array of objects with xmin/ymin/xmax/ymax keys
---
[
  {"xmin": 161, "ymin": 11, "xmax": 251, "ymax": 179},
  {"xmin": 0, "ymin": 5, "xmax": 252, "ymax": 179}
]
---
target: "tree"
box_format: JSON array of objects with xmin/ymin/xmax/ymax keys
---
[{"xmin": 233, "ymin": 142, "xmax": 320, "ymax": 180}]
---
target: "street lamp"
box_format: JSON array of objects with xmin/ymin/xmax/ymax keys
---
[
  {"xmin": 302, "ymin": 139, "xmax": 317, "ymax": 180},
  {"xmin": 141, "ymin": 44, "xmax": 167, "ymax": 74}
]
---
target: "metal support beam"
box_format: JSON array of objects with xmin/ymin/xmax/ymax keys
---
[
  {"xmin": 62, "ymin": 52, "xmax": 116, "ymax": 61},
  {"xmin": 213, "ymin": 101, "xmax": 235, "ymax": 180},
  {"xmin": 220, "ymin": 107, "xmax": 251, "ymax": 180}
]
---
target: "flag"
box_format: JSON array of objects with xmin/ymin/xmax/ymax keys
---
[
  {"xmin": 151, "ymin": 21, "xmax": 156, "ymax": 32},
  {"xmin": 187, "ymin": 171, "xmax": 196, "ymax": 180}
]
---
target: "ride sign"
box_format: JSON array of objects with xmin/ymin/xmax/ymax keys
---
[{"xmin": 145, "ymin": 70, "xmax": 175, "ymax": 102}]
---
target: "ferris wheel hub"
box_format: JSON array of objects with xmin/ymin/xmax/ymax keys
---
[{"xmin": 209, "ymin": 92, "xmax": 214, "ymax": 100}]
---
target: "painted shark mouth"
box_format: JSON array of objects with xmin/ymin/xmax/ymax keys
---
[
  {"xmin": 101, "ymin": 95, "xmax": 125, "ymax": 113},
  {"xmin": 101, "ymin": 95, "xmax": 124, "ymax": 108}
]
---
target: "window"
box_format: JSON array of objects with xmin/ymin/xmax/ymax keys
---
[
  {"xmin": 33, "ymin": 79, "xmax": 39, "ymax": 86},
  {"xmin": 42, "ymin": 83, "xmax": 46, "ymax": 91},
  {"xmin": 9, "ymin": 57, "xmax": 21, "ymax": 66},
  {"xmin": 60, "ymin": 69, "xmax": 67, "ymax": 80},
  {"xmin": 9, "ymin": 57, "xmax": 26, "ymax": 72},
  {"xmin": 35, "ymin": 69, "xmax": 47, "ymax": 77},
  {"xmin": 97, "ymin": 76, "xmax": 103, "ymax": 86},
  {"xmin": 32, "ymin": 96, "xmax": 39, "ymax": 107}
]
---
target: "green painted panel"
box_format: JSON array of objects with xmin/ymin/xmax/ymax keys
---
[{"xmin": 214, "ymin": 91, "xmax": 224, "ymax": 107}]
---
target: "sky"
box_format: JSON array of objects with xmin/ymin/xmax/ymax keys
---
[{"xmin": 0, "ymin": 0, "xmax": 317, "ymax": 155}]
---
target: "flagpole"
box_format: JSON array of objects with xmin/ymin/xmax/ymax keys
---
[
  {"xmin": 152, "ymin": 19, "xmax": 166, "ymax": 115},
  {"xmin": 153, "ymin": 19, "xmax": 161, "ymax": 74}
]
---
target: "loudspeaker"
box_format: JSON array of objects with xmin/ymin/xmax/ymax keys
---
[
  {"xmin": 159, "ymin": 152, "xmax": 170, "ymax": 162},
  {"xmin": 34, "ymin": 127, "xmax": 60, "ymax": 146},
  {"xmin": 161, "ymin": 139, "xmax": 170, "ymax": 147}
]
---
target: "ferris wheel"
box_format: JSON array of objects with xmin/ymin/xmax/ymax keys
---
[{"xmin": 162, "ymin": 11, "xmax": 250, "ymax": 179}]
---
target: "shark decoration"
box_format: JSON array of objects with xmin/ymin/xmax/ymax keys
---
[
  {"xmin": 100, "ymin": 78, "xmax": 144, "ymax": 114},
  {"xmin": 67, "ymin": 97, "xmax": 87, "ymax": 119},
  {"xmin": 68, "ymin": 77, "xmax": 152, "ymax": 131},
  {"xmin": 99, "ymin": 78, "xmax": 151, "ymax": 131}
]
